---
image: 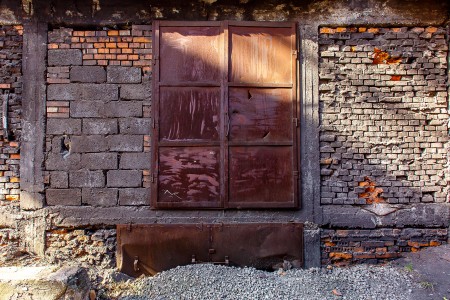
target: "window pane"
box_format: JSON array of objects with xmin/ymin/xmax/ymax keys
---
[
  {"xmin": 229, "ymin": 146, "xmax": 294, "ymax": 206},
  {"xmin": 229, "ymin": 88, "xmax": 292, "ymax": 142},
  {"xmin": 160, "ymin": 26, "xmax": 222, "ymax": 83},
  {"xmin": 229, "ymin": 26, "xmax": 293, "ymax": 84},
  {"xmin": 158, "ymin": 147, "xmax": 220, "ymax": 205},
  {"xmin": 160, "ymin": 87, "xmax": 220, "ymax": 141}
]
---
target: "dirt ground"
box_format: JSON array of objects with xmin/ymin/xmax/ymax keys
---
[{"xmin": 391, "ymin": 244, "xmax": 450, "ymax": 300}]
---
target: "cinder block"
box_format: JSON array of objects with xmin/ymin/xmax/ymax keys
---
[
  {"xmin": 45, "ymin": 153, "xmax": 81, "ymax": 171},
  {"xmin": 120, "ymin": 83, "xmax": 151, "ymax": 100},
  {"xmin": 46, "ymin": 189, "xmax": 81, "ymax": 206},
  {"xmin": 107, "ymin": 66, "xmax": 141, "ymax": 83},
  {"xmin": 48, "ymin": 49, "xmax": 82, "ymax": 66},
  {"xmin": 82, "ymin": 153, "xmax": 118, "ymax": 170},
  {"xmin": 119, "ymin": 188, "xmax": 150, "ymax": 205},
  {"xmin": 47, "ymin": 84, "xmax": 118, "ymax": 101},
  {"xmin": 71, "ymin": 135, "xmax": 108, "ymax": 153},
  {"xmin": 69, "ymin": 170, "xmax": 105, "ymax": 188},
  {"xmin": 82, "ymin": 188, "xmax": 118, "ymax": 207},
  {"xmin": 50, "ymin": 171, "xmax": 68, "ymax": 188},
  {"xmin": 107, "ymin": 170, "xmax": 142, "ymax": 187},
  {"xmin": 70, "ymin": 66, "xmax": 106, "ymax": 83},
  {"xmin": 120, "ymin": 153, "xmax": 151, "ymax": 169},
  {"xmin": 119, "ymin": 118, "xmax": 151, "ymax": 134},
  {"xmin": 47, "ymin": 119, "xmax": 82, "ymax": 135},
  {"xmin": 107, "ymin": 135, "xmax": 143, "ymax": 152},
  {"xmin": 83, "ymin": 119, "xmax": 118, "ymax": 135},
  {"xmin": 71, "ymin": 101, "xmax": 142, "ymax": 118}
]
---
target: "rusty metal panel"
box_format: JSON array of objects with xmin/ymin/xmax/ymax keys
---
[
  {"xmin": 229, "ymin": 88, "xmax": 292, "ymax": 142},
  {"xmin": 159, "ymin": 26, "xmax": 222, "ymax": 83},
  {"xmin": 160, "ymin": 87, "xmax": 220, "ymax": 142},
  {"xmin": 211, "ymin": 223, "xmax": 303, "ymax": 269},
  {"xmin": 229, "ymin": 146, "xmax": 295, "ymax": 207},
  {"xmin": 117, "ymin": 224, "xmax": 210, "ymax": 277},
  {"xmin": 117, "ymin": 223, "xmax": 303, "ymax": 277},
  {"xmin": 157, "ymin": 147, "xmax": 221, "ymax": 208},
  {"xmin": 229, "ymin": 26, "xmax": 294, "ymax": 84}
]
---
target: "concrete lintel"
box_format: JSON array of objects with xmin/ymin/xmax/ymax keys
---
[{"xmin": 20, "ymin": 20, "xmax": 47, "ymax": 210}]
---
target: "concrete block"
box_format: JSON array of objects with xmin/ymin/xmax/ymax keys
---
[
  {"xmin": 47, "ymin": 84, "xmax": 118, "ymax": 101},
  {"xmin": 82, "ymin": 153, "xmax": 118, "ymax": 170},
  {"xmin": 107, "ymin": 170, "xmax": 142, "ymax": 187},
  {"xmin": 107, "ymin": 66, "xmax": 141, "ymax": 83},
  {"xmin": 50, "ymin": 171, "xmax": 68, "ymax": 188},
  {"xmin": 46, "ymin": 189, "xmax": 81, "ymax": 206},
  {"xmin": 69, "ymin": 170, "xmax": 105, "ymax": 188},
  {"xmin": 0, "ymin": 266, "xmax": 89, "ymax": 299},
  {"xmin": 83, "ymin": 119, "xmax": 118, "ymax": 135},
  {"xmin": 120, "ymin": 153, "xmax": 151, "ymax": 169},
  {"xmin": 48, "ymin": 49, "xmax": 82, "ymax": 66},
  {"xmin": 45, "ymin": 153, "xmax": 81, "ymax": 171},
  {"xmin": 107, "ymin": 135, "xmax": 143, "ymax": 152},
  {"xmin": 119, "ymin": 118, "xmax": 151, "ymax": 134},
  {"xmin": 120, "ymin": 83, "xmax": 151, "ymax": 100},
  {"xmin": 71, "ymin": 101, "xmax": 142, "ymax": 118},
  {"xmin": 119, "ymin": 188, "xmax": 150, "ymax": 205},
  {"xmin": 47, "ymin": 119, "xmax": 82, "ymax": 135},
  {"xmin": 71, "ymin": 135, "xmax": 108, "ymax": 153},
  {"xmin": 82, "ymin": 188, "xmax": 118, "ymax": 207},
  {"xmin": 70, "ymin": 66, "xmax": 106, "ymax": 83}
]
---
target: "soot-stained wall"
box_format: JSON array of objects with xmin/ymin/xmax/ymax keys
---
[{"xmin": 0, "ymin": 0, "xmax": 448, "ymax": 269}]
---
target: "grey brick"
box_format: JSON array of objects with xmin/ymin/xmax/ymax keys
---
[
  {"xmin": 50, "ymin": 171, "xmax": 68, "ymax": 188},
  {"xmin": 83, "ymin": 119, "xmax": 118, "ymax": 134},
  {"xmin": 82, "ymin": 153, "xmax": 118, "ymax": 170},
  {"xmin": 70, "ymin": 66, "xmax": 106, "ymax": 83},
  {"xmin": 119, "ymin": 118, "xmax": 151, "ymax": 134},
  {"xmin": 120, "ymin": 153, "xmax": 151, "ymax": 169},
  {"xmin": 45, "ymin": 153, "xmax": 81, "ymax": 171},
  {"xmin": 107, "ymin": 170, "xmax": 142, "ymax": 187},
  {"xmin": 46, "ymin": 189, "xmax": 81, "ymax": 206},
  {"xmin": 69, "ymin": 170, "xmax": 105, "ymax": 188},
  {"xmin": 82, "ymin": 188, "xmax": 118, "ymax": 207},
  {"xmin": 107, "ymin": 66, "xmax": 141, "ymax": 83},
  {"xmin": 47, "ymin": 84, "xmax": 118, "ymax": 101},
  {"xmin": 71, "ymin": 135, "xmax": 108, "ymax": 153},
  {"xmin": 108, "ymin": 135, "xmax": 143, "ymax": 152},
  {"xmin": 71, "ymin": 101, "xmax": 142, "ymax": 118},
  {"xmin": 120, "ymin": 83, "xmax": 151, "ymax": 100},
  {"xmin": 119, "ymin": 188, "xmax": 150, "ymax": 205},
  {"xmin": 47, "ymin": 119, "xmax": 82, "ymax": 135},
  {"xmin": 48, "ymin": 49, "xmax": 82, "ymax": 66}
]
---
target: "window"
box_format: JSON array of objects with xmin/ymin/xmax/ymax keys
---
[{"xmin": 151, "ymin": 21, "xmax": 299, "ymax": 209}]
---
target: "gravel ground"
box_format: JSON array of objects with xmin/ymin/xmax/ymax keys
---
[{"xmin": 107, "ymin": 264, "xmax": 415, "ymax": 300}]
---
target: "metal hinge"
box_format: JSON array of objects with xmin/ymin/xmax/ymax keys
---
[
  {"xmin": 153, "ymin": 55, "xmax": 159, "ymax": 65},
  {"xmin": 292, "ymin": 50, "xmax": 297, "ymax": 57},
  {"xmin": 152, "ymin": 118, "xmax": 155, "ymax": 129},
  {"xmin": 293, "ymin": 171, "xmax": 299, "ymax": 177},
  {"xmin": 293, "ymin": 118, "xmax": 299, "ymax": 127},
  {"xmin": 151, "ymin": 174, "xmax": 156, "ymax": 183}
]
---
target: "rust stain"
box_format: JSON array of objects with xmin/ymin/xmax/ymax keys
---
[
  {"xmin": 329, "ymin": 252, "xmax": 352, "ymax": 260},
  {"xmin": 358, "ymin": 176, "xmax": 385, "ymax": 204},
  {"xmin": 372, "ymin": 48, "xmax": 402, "ymax": 65},
  {"xmin": 390, "ymin": 75, "xmax": 402, "ymax": 81}
]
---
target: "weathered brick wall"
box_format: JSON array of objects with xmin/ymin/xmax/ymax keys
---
[
  {"xmin": 321, "ymin": 228, "xmax": 448, "ymax": 265},
  {"xmin": 44, "ymin": 26, "xmax": 152, "ymax": 206},
  {"xmin": 0, "ymin": 25, "xmax": 22, "ymax": 205},
  {"xmin": 319, "ymin": 26, "xmax": 449, "ymax": 264},
  {"xmin": 319, "ymin": 26, "xmax": 448, "ymax": 205},
  {"xmin": 45, "ymin": 227, "xmax": 116, "ymax": 267}
]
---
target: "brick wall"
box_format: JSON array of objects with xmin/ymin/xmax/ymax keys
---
[
  {"xmin": 44, "ymin": 26, "xmax": 152, "ymax": 206},
  {"xmin": 319, "ymin": 26, "xmax": 448, "ymax": 206},
  {"xmin": 0, "ymin": 25, "xmax": 22, "ymax": 205},
  {"xmin": 319, "ymin": 26, "xmax": 449, "ymax": 264}
]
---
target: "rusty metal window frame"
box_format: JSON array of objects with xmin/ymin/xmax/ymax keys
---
[{"xmin": 151, "ymin": 21, "xmax": 300, "ymax": 209}]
